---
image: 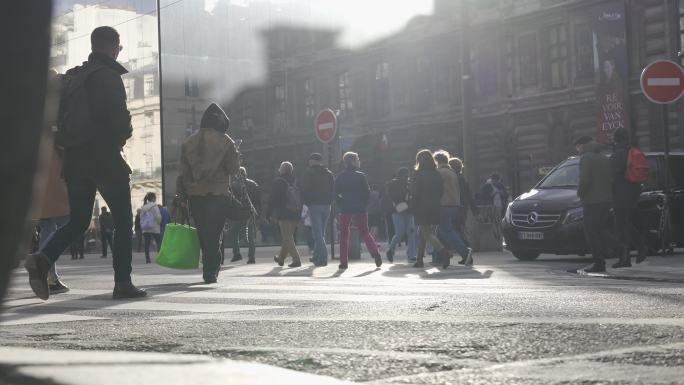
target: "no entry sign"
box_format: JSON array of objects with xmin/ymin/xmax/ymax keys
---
[
  {"xmin": 640, "ymin": 60, "xmax": 684, "ymax": 104},
  {"xmin": 315, "ymin": 109, "xmax": 337, "ymax": 144}
]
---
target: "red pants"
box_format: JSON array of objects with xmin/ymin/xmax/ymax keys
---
[{"xmin": 339, "ymin": 213, "xmax": 379, "ymax": 264}]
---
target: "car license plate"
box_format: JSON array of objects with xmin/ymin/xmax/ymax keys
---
[{"xmin": 518, "ymin": 231, "xmax": 544, "ymax": 240}]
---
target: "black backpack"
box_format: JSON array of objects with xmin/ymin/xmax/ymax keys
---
[{"xmin": 56, "ymin": 63, "xmax": 105, "ymax": 147}]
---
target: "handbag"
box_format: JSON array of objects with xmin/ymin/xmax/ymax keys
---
[
  {"xmin": 395, "ymin": 201, "xmax": 409, "ymax": 213},
  {"xmin": 155, "ymin": 223, "xmax": 200, "ymax": 269}
]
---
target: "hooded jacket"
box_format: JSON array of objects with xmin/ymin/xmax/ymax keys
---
[
  {"xmin": 179, "ymin": 103, "xmax": 240, "ymax": 197},
  {"xmin": 578, "ymin": 141, "xmax": 613, "ymax": 205}
]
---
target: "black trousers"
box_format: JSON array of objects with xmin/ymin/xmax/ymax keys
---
[
  {"xmin": 41, "ymin": 175, "xmax": 133, "ymax": 283},
  {"xmin": 614, "ymin": 207, "xmax": 646, "ymax": 256},
  {"xmin": 101, "ymin": 232, "xmax": 113, "ymax": 256},
  {"xmin": 70, "ymin": 233, "xmax": 85, "ymax": 259},
  {"xmin": 189, "ymin": 195, "xmax": 229, "ymax": 280},
  {"xmin": 583, "ymin": 203, "xmax": 612, "ymax": 267},
  {"xmin": 143, "ymin": 233, "xmax": 162, "ymax": 261}
]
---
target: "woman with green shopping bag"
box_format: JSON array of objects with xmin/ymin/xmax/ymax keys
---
[{"xmin": 176, "ymin": 103, "xmax": 242, "ymax": 283}]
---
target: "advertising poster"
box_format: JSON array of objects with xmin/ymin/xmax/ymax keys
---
[{"xmin": 592, "ymin": 1, "xmax": 629, "ymax": 144}]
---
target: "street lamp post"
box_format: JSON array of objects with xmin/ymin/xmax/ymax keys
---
[{"xmin": 460, "ymin": 0, "xmax": 476, "ymax": 185}]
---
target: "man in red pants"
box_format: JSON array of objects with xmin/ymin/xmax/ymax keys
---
[{"xmin": 334, "ymin": 152, "xmax": 382, "ymax": 270}]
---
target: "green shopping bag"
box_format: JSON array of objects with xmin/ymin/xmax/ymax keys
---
[{"xmin": 156, "ymin": 223, "xmax": 200, "ymax": 269}]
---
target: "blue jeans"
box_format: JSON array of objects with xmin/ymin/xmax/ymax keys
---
[
  {"xmin": 308, "ymin": 205, "xmax": 330, "ymax": 264},
  {"xmin": 388, "ymin": 212, "xmax": 416, "ymax": 260},
  {"xmin": 39, "ymin": 216, "xmax": 69, "ymax": 283},
  {"xmin": 40, "ymin": 175, "xmax": 134, "ymax": 283},
  {"xmin": 439, "ymin": 206, "xmax": 469, "ymax": 258}
]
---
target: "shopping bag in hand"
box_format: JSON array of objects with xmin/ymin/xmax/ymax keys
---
[{"xmin": 156, "ymin": 223, "xmax": 200, "ymax": 269}]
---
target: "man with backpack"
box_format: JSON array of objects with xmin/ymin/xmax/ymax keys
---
[
  {"xmin": 610, "ymin": 127, "xmax": 648, "ymax": 267},
  {"xmin": 268, "ymin": 162, "xmax": 303, "ymax": 268},
  {"xmin": 299, "ymin": 153, "xmax": 334, "ymax": 267},
  {"xmin": 24, "ymin": 26, "xmax": 146, "ymax": 300}
]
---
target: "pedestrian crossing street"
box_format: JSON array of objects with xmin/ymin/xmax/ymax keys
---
[{"xmin": 1, "ymin": 258, "xmax": 635, "ymax": 327}]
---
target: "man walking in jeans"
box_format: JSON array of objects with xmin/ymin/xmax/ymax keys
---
[
  {"xmin": 25, "ymin": 26, "xmax": 146, "ymax": 300},
  {"xmin": 299, "ymin": 153, "xmax": 334, "ymax": 267},
  {"xmin": 576, "ymin": 138, "xmax": 613, "ymax": 273},
  {"xmin": 334, "ymin": 152, "xmax": 383, "ymax": 270},
  {"xmin": 434, "ymin": 151, "xmax": 473, "ymax": 267}
]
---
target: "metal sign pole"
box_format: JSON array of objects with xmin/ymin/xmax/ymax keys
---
[{"xmin": 328, "ymin": 142, "xmax": 335, "ymax": 260}]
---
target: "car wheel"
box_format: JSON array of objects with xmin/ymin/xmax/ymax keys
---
[{"xmin": 512, "ymin": 251, "xmax": 540, "ymax": 261}]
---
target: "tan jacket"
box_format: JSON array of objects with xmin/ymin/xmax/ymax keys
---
[
  {"xmin": 34, "ymin": 146, "xmax": 70, "ymax": 220},
  {"xmin": 436, "ymin": 164, "xmax": 461, "ymax": 207},
  {"xmin": 179, "ymin": 128, "xmax": 239, "ymax": 197}
]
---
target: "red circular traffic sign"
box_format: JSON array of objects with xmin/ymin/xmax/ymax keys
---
[
  {"xmin": 640, "ymin": 60, "xmax": 684, "ymax": 104},
  {"xmin": 315, "ymin": 109, "xmax": 337, "ymax": 144}
]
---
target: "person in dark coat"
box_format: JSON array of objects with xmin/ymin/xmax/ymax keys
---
[
  {"xmin": 577, "ymin": 139, "xmax": 614, "ymax": 273},
  {"xmin": 99, "ymin": 206, "xmax": 114, "ymax": 258},
  {"xmin": 299, "ymin": 153, "xmax": 335, "ymax": 266},
  {"xmin": 267, "ymin": 161, "xmax": 302, "ymax": 268},
  {"xmin": 334, "ymin": 152, "xmax": 382, "ymax": 269},
  {"xmin": 610, "ymin": 127, "xmax": 647, "ymax": 267},
  {"xmin": 25, "ymin": 26, "xmax": 145, "ymax": 300},
  {"xmin": 449, "ymin": 157, "xmax": 479, "ymax": 250},
  {"xmin": 410, "ymin": 150, "xmax": 451, "ymax": 268}
]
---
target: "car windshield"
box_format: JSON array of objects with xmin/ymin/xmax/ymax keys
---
[{"xmin": 537, "ymin": 160, "xmax": 579, "ymax": 189}]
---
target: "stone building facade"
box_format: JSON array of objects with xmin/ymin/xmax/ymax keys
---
[{"xmin": 226, "ymin": 0, "xmax": 683, "ymax": 199}]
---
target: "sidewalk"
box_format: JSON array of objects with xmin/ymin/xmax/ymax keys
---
[
  {"xmin": 0, "ymin": 347, "xmax": 356, "ymax": 385},
  {"xmin": 577, "ymin": 252, "xmax": 684, "ymax": 283}
]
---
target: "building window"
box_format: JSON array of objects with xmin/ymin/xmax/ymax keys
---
[
  {"xmin": 185, "ymin": 75, "xmax": 199, "ymax": 97},
  {"xmin": 545, "ymin": 24, "xmax": 568, "ymax": 89},
  {"xmin": 185, "ymin": 123, "xmax": 195, "ymax": 137},
  {"xmin": 372, "ymin": 62, "xmax": 390, "ymax": 118},
  {"xmin": 392, "ymin": 60, "xmax": 409, "ymax": 110},
  {"xmin": 434, "ymin": 53, "xmax": 453, "ymax": 103},
  {"xmin": 144, "ymin": 112, "xmax": 154, "ymax": 126},
  {"xmin": 144, "ymin": 74, "xmax": 156, "ymax": 96},
  {"xmin": 241, "ymin": 97, "xmax": 254, "ymax": 131},
  {"xmin": 517, "ymin": 33, "xmax": 538, "ymax": 87},
  {"xmin": 337, "ymin": 72, "xmax": 353, "ymax": 118},
  {"xmin": 125, "ymin": 78, "xmax": 134, "ymax": 100},
  {"xmin": 575, "ymin": 23, "xmax": 593, "ymax": 82},
  {"xmin": 273, "ymin": 84, "xmax": 287, "ymax": 133},
  {"xmin": 304, "ymin": 79, "xmax": 315, "ymax": 121},
  {"xmin": 413, "ymin": 56, "xmax": 432, "ymax": 112},
  {"xmin": 476, "ymin": 43, "xmax": 498, "ymax": 96}
]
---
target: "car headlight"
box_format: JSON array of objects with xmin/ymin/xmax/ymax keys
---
[
  {"xmin": 563, "ymin": 207, "xmax": 583, "ymax": 224},
  {"xmin": 504, "ymin": 202, "xmax": 513, "ymax": 223}
]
